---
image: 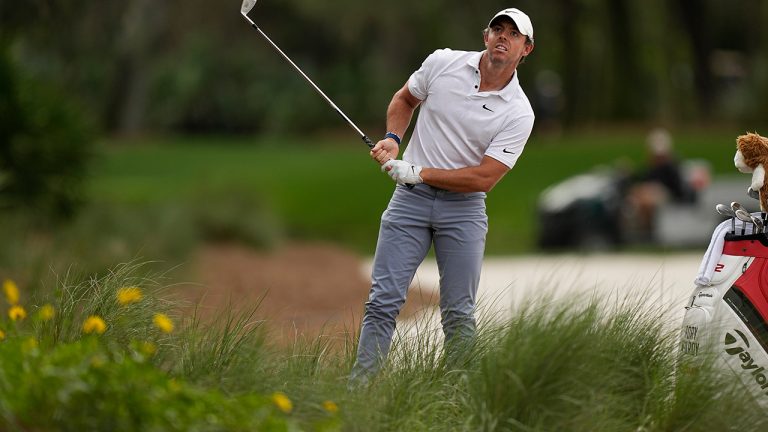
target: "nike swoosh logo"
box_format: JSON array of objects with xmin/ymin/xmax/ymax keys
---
[
  {"xmin": 482, "ymin": 104, "xmax": 494, "ymax": 112},
  {"xmin": 502, "ymin": 148, "xmax": 515, "ymax": 154}
]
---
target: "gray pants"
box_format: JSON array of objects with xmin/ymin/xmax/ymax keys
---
[{"xmin": 350, "ymin": 183, "xmax": 488, "ymax": 381}]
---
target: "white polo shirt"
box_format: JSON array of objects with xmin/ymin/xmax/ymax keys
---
[{"xmin": 404, "ymin": 48, "xmax": 534, "ymax": 170}]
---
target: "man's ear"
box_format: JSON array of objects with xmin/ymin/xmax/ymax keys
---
[
  {"xmin": 482, "ymin": 29, "xmax": 489, "ymax": 47},
  {"xmin": 524, "ymin": 43, "xmax": 534, "ymax": 57}
]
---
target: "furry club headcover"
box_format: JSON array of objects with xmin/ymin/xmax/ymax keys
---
[{"xmin": 735, "ymin": 132, "xmax": 768, "ymax": 211}]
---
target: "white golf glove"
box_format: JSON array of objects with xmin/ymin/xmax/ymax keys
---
[{"xmin": 382, "ymin": 159, "xmax": 423, "ymax": 185}]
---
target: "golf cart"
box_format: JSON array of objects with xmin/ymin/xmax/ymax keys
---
[{"xmin": 535, "ymin": 160, "xmax": 759, "ymax": 250}]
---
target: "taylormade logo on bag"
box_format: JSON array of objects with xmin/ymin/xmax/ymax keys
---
[{"xmin": 724, "ymin": 329, "xmax": 768, "ymax": 395}]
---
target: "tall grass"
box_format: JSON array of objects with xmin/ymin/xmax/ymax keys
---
[
  {"xmin": 2, "ymin": 264, "xmax": 767, "ymax": 431},
  {"xmin": 332, "ymin": 295, "xmax": 768, "ymax": 432},
  {"xmin": 173, "ymin": 301, "xmax": 267, "ymax": 388},
  {"xmin": 39, "ymin": 262, "xmax": 174, "ymax": 345}
]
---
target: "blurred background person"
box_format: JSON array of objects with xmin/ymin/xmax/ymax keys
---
[{"xmin": 627, "ymin": 128, "xmax": 696, "ymax": 237}]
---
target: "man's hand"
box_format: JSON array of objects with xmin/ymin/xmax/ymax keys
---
[
  {"xmin": 382, "ymin": 160, "xmax": 423, "ymax": 185},
  {"xmin": 370, "ymin": 138, "xmax": 399, "ymax": 165}
]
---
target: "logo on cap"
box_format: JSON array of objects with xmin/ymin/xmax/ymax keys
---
[{"xmin": 488, "ymin": 8, "xmax": 534, "ymax": 42}]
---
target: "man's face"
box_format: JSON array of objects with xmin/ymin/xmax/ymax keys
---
[{"xmin": 483, "ymin": 18, "xmax": 534, "ymax": 66}]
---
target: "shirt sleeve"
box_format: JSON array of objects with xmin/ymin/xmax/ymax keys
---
[
  {"xmin": 407, "ymin": 49, "xmax": 451, "ymax": 101},
  {"xmin": 484, "ymin": 113, "xmax": 535, "ymax": 169}
]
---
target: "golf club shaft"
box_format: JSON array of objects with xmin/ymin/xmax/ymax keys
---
[
  {"xmin": 242, "ymin": 15, "xmax": 373, "ymax": 149},
  {"xmin": 242, "ymin": 11, "xmax": 417, "ymax": 189},
  {"xmin": 716, "ymin": 204, "xmax": 736, "ymax": 234}
]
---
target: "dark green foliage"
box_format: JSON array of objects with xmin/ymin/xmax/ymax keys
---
[
  {"xmin": 0, "ymin": 49, "xmax": 93, "ymax": 220},
  {"xmin": 0, "ymin": 338, "xmax": 291, "ymax": 432},
  {"xmin": 8, "ymin": 0, "xmax": 768, "ymax": 134}
]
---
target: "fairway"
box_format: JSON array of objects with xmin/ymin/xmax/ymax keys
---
[{"xmin": 90, "ymin": 129, "xmax": 740, "ymax": 254}]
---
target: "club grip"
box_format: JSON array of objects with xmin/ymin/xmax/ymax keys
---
[{"xmin": 364, "ymin": 135, "xmax": 414, "ymax": 189}]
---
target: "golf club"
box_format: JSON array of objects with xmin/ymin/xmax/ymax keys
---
[
  {"xmin": 240, "ymin": 0, "xmax": 373, "ymax": 149},
  {"xmin": 240, "ymin": 0, "xmax": 416, "ymax": 189},
  {"xmin": 715, "ymin": 204, "xmax": 736, "ymax": 234},
  {"xmin": 734, "ymin": 208, "xmax": 753, "ymax": 235},
  {"xmin": 731, "ymin": 201, "xmax": 747, "ymax": 234},
  {"xmin": 732, "ymin": 202, "xmax": 747, "ymax": 235},
  {"xmin": 751, "ymin": 213, "xmax": 764, "ymax": 234}
]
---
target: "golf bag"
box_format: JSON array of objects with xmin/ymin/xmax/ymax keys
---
[{"xmin": 680, "ymin": 216, "xmax": 768, "ymax": 405}]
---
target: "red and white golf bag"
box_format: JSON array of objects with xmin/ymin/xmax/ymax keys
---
[{"xmin": 681, "ymin": 216, "xmax": 768, "ymax": 405}]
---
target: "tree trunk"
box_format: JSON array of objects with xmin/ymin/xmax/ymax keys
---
[
  {"xmin": 104, "ymin": 0, "xmax": 167, "ymax": 135},
  {"xmin": 670, "ymin": 0, "xmax": 714, "ymax": 119}
]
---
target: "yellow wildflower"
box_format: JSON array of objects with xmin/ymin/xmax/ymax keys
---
[
  {"xmin": 271, "ymin": 392, "xmax": 293, "ymax": 413},
  {"xmin": 0, "ymin": 329, "xmax": 5, "ymax": 341},
  {"xmin": 82, "ymin": 315, "xmax": 107, "ymax": 334},
  {"xmin": 139, "ymin": 341, "xmax": 157, "ymax": 356},
  {"xmin": 3, "ymin": 279, "xmax": 19, "ymax": 305},
  {"xmin": 153, "ymin": 313, "xmax": 174, "ymax": 333},
  {"xmin": 117, "ymin": 286, "xmax": 143, "ymax": 306},
  {"xmin": 322, "ymin": 400, "xmax": 339, "ymax": 414},
  {"xmin": 8, "ymin": 305, "xmax": 26, "ymax": 321},
  {"xmin": 38, "ymin": 304, "xmax": 55, "ymax": 321}
]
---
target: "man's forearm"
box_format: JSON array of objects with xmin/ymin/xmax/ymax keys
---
[
  {"xmin": 385, "ymin": 86, "xmax": 419, "ymax": 139},
  {"xmin": 420, "ymin": 167, "xmax": 498, "ymax": 193},
  {"xmin": 419, "ymin": 157, "xmax": 510, "ymax": 193}
]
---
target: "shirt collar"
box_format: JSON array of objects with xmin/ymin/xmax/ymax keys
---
[{"xmin": 466, "ymin": 51, "xmax": 518, "ymax": 102}]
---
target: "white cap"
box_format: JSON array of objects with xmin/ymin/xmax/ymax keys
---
[{"xmin": 488, "ymin": 8, "xmax": 534, "ymax": 43}]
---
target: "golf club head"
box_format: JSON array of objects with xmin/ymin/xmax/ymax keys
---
[
  {"xmin": 735, "ymin": 208, "xmax": 753, "ymax": 223},
  {"xmin": 241, "ymin": 0, "xmax": 257, "ymax": 16},
  {"xmin": 716, "ymin": 204, "xmax": 736, "ymax": 217},
  {"xmin": 731, "ymin": 201, "xmax": 745, "ymax": 213},
  {"xmin": 751, "ymin": 214, "xmax": 764, "ymax": 232}
]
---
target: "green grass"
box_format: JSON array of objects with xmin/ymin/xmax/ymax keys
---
[
  {"xmin": 89, "ymin": 129, "xmax": 742, "ymax": 254},
  {"xmin": 1, "ymin": 128, "xmax": 740, "ymax": 303},
  {"xmin": 2, "ymin": 264, "xmax": 767, "ymax": 431}
]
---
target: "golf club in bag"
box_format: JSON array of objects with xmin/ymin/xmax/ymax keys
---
[{"xmin": 680, "ymin": 205, "xmax": 768, "ymax": 407}]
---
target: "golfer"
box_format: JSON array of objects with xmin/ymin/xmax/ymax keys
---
[{"xmin": 350, "ymin": 8, "xmax": 535, "ymax": 383}]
